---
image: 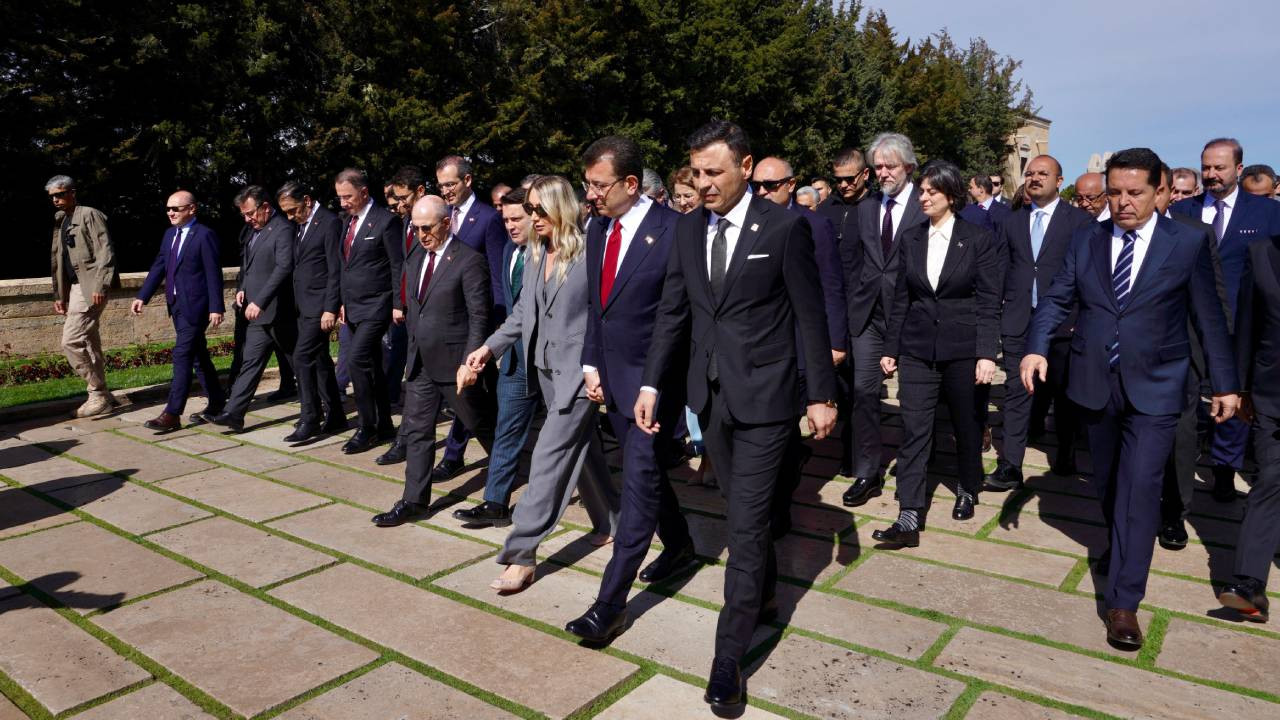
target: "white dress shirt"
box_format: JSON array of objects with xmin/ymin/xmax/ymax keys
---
[
  {"xmin": 1097, "ymin": 204, "xmax": 1111, "ymax": 222},
  {"xmin": 171, "ymin": 222, "xmax": 194, "ymax": 298},
  {"xmin": 584, "ymin": 195, "xmax": 654, "ymax": 374},
  {"xmin": 415, "ymin": 237, "xmax": 451, "ymax": 299},
  {"xmin": 1200, "ymin": 185, "xmax": 1237, "ymax": 233},
  {"xmin": 926, "ymin": 215, "xmax": 955, "ymax": 290},
  {"xmin": 453, "ymin": 192, "xmax": 477, "ymax": 229},
  {"xmin": 979, "ymin": 197, "xmax": 994, "ymax": 211},
  {"xmin": 299, "ymin": 201, "xmax": 319, "ymax": 240},
  {"xmin": 347, "ymin": 198, "xmax": 373, "ymax": 239},
  {"xmin": 705, "ymin": 189, "xmax": 753, "ymax": 278},
  {"xmin": 1110, "ymin": 212, "xmax": 1157, "ymax": 281},
  {"xmin": 878, "ymin": 181, "xmax": 914, "ymax": 240}
]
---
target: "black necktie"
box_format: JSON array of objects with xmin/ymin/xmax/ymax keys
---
[
  {"xmin": 709, "ymin": 217, "xmax": 730, "ymax": 299},
  {"xmin": 881, "ymin": 197, "xmax": 896, "ymax": 257}
]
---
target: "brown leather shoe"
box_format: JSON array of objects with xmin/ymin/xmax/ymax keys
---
[
  {"xmin": 1104, "ymin": 609, "xmax": 1143, "ymax": 650},
  {"xmin": 982, "ymin": 425, "xmax": 993, "ymax": 452},
  {"xmin": 143, "ymin": 412, "xmax": 181, "ymax": 432}
]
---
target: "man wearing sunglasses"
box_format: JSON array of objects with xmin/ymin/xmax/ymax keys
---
[
  {"xmin": 990, "ymin": 173, "xmax": 1008, "ymax": 204},
  {"xmin": 47, "ymin": 175, "xmax": 118, "ymax": 417}
]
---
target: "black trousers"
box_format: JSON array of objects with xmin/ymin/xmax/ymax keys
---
[
  {"xmin": 998, "ymin": 334, "xmax": 1076, "ymax": 469},
  {"xmin": 400, "ymin": 366, "xmax": 495, "ymax": 505},
  {"xmin": 849, "ymin": 322, "xmax": 887, "ymax": 479},
  {"xmin": 229, "ymin": 304, "xmax": 294, "ymax": 392},
  {"xmin": 1234, "ymin": 412, "xmax": 1280, "ymax": 583},
  {"xmin": 294, "ymin": 316, "xmax": 343, "ymax": 426},
  {"xmin": 1160, "ymin": 374, "xmax": 1202, "ymax": 524},
  {"xmin": 895, "ymin": 356, "xmax": 986, "ymax": 509},
  {"xmin": 223, "ymin": 320, "xmax": 296, "ymax": 419},
  {"xmin": 597, "ymin": 411, "xmax": 692, "ymax": 608},
  {"xmin": 344, "ymin": 317, "xmax": 393, "ymax": 435},
  {"xmin": 701, "ymin": 382, "xmax": 790, "ymax": 662}
]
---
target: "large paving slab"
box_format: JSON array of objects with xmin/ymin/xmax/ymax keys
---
[
  {"xmin": 804, "ymin": 478, "xmax": 999, "ymax": 535},
  {"xmin": 889, "ymin": 531, "xmax": 1078, "ymax": 586},
  {"xmin": 276, "ymin": 662, "xmax": 518, "ymax": 720},
  {"xmin": 666, "ymin": 564, "xmax": 948, "ymax": 661},
  {"xmin": 1157, "ymin": 618, "xmax": 1280, "ymax": 695},
  {"xmin": 1077, "ymin": 569, "xmax": 1224, "ymax": 619},
  {"xmin": 272, "ymin": 563, "xmax": 637, "ymax": 719},
  {"xmin": 48, "ymin": 481, "xmax": 210, "ymax": 535},
  {"xmin": 0, "ymin": 443, "xmax": 115, "ymax": 492},
  {"xmin": 596, "ymin": 674, "xmax": 789, "ymax": 719},
  {"xmin": 233, "ymin": 423, "xmax": 349, "ymax": 453},
  {"xmin": 73, "ymin": 683, "xmax": 214, "ymax": 719},
  {"xmin": 267, "ymin": 462, "xmax": 403, "ymax": 510},
  {"xmin": 94, "ymin": 581, "xmax": 378, "ymax": 718},
  {"xmin": 61, "ymin": 432, "xmax": 213, "ymax": 483},
  {"xmin": 965, "ymin": 692, "xmax": 1081, "ymax": 719},
  {"xmin": 682, "ymin": 514, "xmax": 856, "ymax": 584},
  {"xmin": 0, "ymin": 521, "xmax": 202, "ymax": 614},
  {"xmin": 0, "ymin": 485, "xmax": 77, "ymax": 539},
  {"xmin": 156, "ymin": 432, "xmax": 243, "ymax": 455},
  {"xmin": 983, "ymin": 513, "xmax": 1107, "ymax": 557},
  {"xmin": 0, "ymin": 695, "xmax": 25, "ymax": 720},
  {"xmin": 149, "ymin": 517, "xmax": 336, "ymax": 587},
  {"xmin": 748, "ymin": 632, "xmax": 965, "ymax": 719},
  {"xmin": 13, "ymin": 415, "xmax": 131, "ymax": 444},
  {"xmin": 935, "ymin": 627, "xmax": 1277, "ymax": 720},
  {"xmin": 300, "ymin": 441, "xmax": 403, "ymax": 480},
  {"xmin": 158, "ymin": 467, "xmax": 329, "ymax": 522},
  {"xmin": 837, "ymin": 554, "xmax": 1149, "ymax": 656},
  {"xmin": 267, "ymin": 504, "xmax": 492, "ymax": 579},
  {"xmin": 0, "ymin": 593, "xmax": 149, "ymax": 715},
  {"xmin": 1148, "ymin": 540, "xmax": 1236, "ymax": 582},
  {"xmin": 1003, "ymin": 489, "xmax": 1105, "ymax": 525},
  {"xmin": 200, "ymin": 443, "xmax": 304, "ymax": 473},
  {"xmin": 539, "ymin": 530, "xmax": 657, "ymax": 574}
]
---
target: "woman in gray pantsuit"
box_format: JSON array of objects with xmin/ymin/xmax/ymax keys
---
[{"xmin": 462, "ymin": 175, "xmax": 619, "ymax": 592}]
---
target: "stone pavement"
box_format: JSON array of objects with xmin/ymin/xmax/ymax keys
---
[{"xmin": 0, "ymin": 377, "xmax": 1277, "ymax": 719}]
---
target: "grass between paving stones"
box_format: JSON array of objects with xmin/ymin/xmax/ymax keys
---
[{"xmin": 1058, "ymin": 557, "xmax": 1092, "ymax": 592}]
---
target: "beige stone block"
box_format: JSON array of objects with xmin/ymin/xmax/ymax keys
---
[
  {"xmin": 597, "ymin": 675, "xmax": 788, "ymax": 719},
  {"xmin": 1077, "ymin": 568, "xmax": 1224, "ymax": 619},
  {"xmin": 271, "ymin": 564, "xmax": 637, "ymax": 719},
  {"xmin": 1005, "ymin": 489, "xmax": 1105, "ymax": 525},
  {"xmin": 0, "ymin": 485, "xmax": 77, "ymax": 538},
  {"xmin": 267, "ymin": 462, "xmax": 403, "ymax": 510},
  {"xmin": 789, "ymin": 504, "xmax": 856, "ymax": 537},
  {"xmin": 891, "ymin": 531, "xmax": 1078, "ymax": 586},
  {"xmin": 95, "ymin": 581, "xmax": 376, "ymax": 718},
  {"xmin": 1184, "ymin": 515, "xmax": 1243, "ymax": 548},
  {"xmin": 149, "ymin": 517, "xmax": 334, "ymax": 587},
  {"xmin": 159, "ymin": 467, "xmax": 328, "ymax": 522},
  {"xmin": 268, "ymin": 504, "xmax": 491, "ymax": 579},
  {"xmin": 1148, "ymin": 540, "xmax": 1236, "ymax": 582},
  {"xmin": 62, "ymin": 431, "xmax": 213, "ymax": 483},
  {"xmin": 157, "ymin": 432, "xmax": 242, "ymax": 455},
  {"xmin": 838, "ymin": 554, "xmax": 1149, "ymax": 656},
  {"xmin": 0, "ymin": 521, "xmax": 201, "ymax": 614},
  {"xmin": 0, "ymin": 594, "xmax": 149, "ymax": 715},
  {"xmin": 748, "ymin": 633, "xmax": 965, "ymax": 719},
  {"xmin": 48, "ymin": 480, "xmax": 210, "ymax": 535},
  {"xmin": 115, "ymin": 423, "xmax": 197, "ymax": 441},
  {"xmin": 0, "ymin": 694, "xmax": 25, "ymax": 720},
  {"xmin": 1158, "ymin": 618, "xmax": 1280, "ymax": 694},
  {"xmin": 13, "ymin": 415, "xmax": 131, "ymax": 444},
  {"xmin": 935, "ymin": 627, "xmax": 1274, "ymax": 720},
  {"xmin": 277, "ymin": 663, "xmax": 517, "ymax": 719},
  {"xmin": 246, "ymin": 401, "xmax": 302, "ymax": 421},
  {"xmin": 538, "ymin": 530, "xmax": 658, "ymax": 574},
  {"xmin": 200, "ymin": 443, "xmax": 303, "ymax": 473},
  {"xmin": 0, "ymin": 442, "xmax": 114, "ymax": 492},
  {"xmin": 73, "ymin": 683, "xmax": 213, "ymax": 719},
  {"xmin": 235, "ymin": 423, "xmax": 348, "ymax": 452},
  {"xmin": 983, "ymin": 513, "xmax": 1108, "ymax": 557},
  {"xmin": 423, "ymin": 502, "xmax": 519, "ymax": 546},
  {"xmin": 966, "ymin": 692, "xmax": 1079, "ymax": 719},
  {"xmin": 301, "ymin": 441, "xmax": 403, "ymax": 481}
]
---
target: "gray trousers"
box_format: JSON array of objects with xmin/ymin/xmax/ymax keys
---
[{"xmin": 496, "ymin": 367, "xmax": 619, "ymax": 567}]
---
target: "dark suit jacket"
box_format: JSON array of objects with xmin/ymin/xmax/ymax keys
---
[
  {"xmin": 790, "ymin": 202, "xmax": 847, "ymax": 352},
  {"xmin": 452, "ymin": 198, "xmax": 511, "ymax": 322},
  {"xmin": 292, "ymin": 205, "xmax": 342, "ymax": 318},
  {"xmin": 846, "ymin": 187, "xmax": 928, "ymax": 336},
  {"xmin": 1172, "ymin": 189, "xmax": 1280, "ymax": 315},
  {"xmin": 138, "ymin": 221, "xmax": 225, "ymax": 319},
  {"xmin": 642, "ymin": 194, "xmax": 837, "ymax": 424},
  {"xmin": 337, "ymin": 202, "xmax": 404, "ymax": 324},
  {"xmin": 496, "ymin": 242, "xmax": 527, "ymax": 375},
  {"xmin": 1168, "ymin": 212, "xmax": 1229, "ymax": 408},
  {"xmin": 583, "ymin": 201, "xmax": 685, "ymax": 420},
  {"xmin": 1028, "ymin": 216, "xmax": 1237, "ymax": 415},
  {"xmin": 1235, "ymin": 237, "xmax": 1280, "ymax": 417},
  {"xmin": 404, "ymin": 240, "xmax": 491, "ymax": 384},
  {"xmin": 884, "ymin": 216, "xmax": 1002, "ymax": 363},
  {"xmin": 1000, "ymin": 201, "xmax": 1095, "ymax": 341},
  {"xmin": 236, "ymin": 210, "xmax": 294, "ymax": 325},
  {"xmin": 397, "ymin": 215, "xmax": 421, "ymax": 308}
]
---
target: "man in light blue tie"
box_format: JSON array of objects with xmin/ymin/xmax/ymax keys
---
[{"xmin": 985, "ymin": 155, "xmax": 1094, "ymax": 492}]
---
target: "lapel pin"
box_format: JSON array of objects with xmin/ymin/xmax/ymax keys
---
[
  {"xmin": 957, "ymin": 242, "xmax": 964, "ymax": 248},
  {"xmin": 644, "ymin": 235, "xmax": 655, "ymax": 245},
  {"xmin": 750, "ymin": 223, "xmax": 759, "ymax": 232}
]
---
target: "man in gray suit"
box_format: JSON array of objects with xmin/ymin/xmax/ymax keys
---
[
  {"xmin": 372, "ymin": 196, "xmax": 497, "ymax": 527},
  {"xmin": 205, "ymin": 186, "xmax": 296, "ymax": 432}
]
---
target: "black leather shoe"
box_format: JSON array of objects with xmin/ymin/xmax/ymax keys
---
[
  {"xmin": 284, "ymin": 422, "xmax": 320, "ymax": 443},
  {"xmin": 565, "ymin": 601, "xmax": 628, "ymax": 644},
  {"xmin": 952, "ymin": 494, "xmax": 976, "ymax": 521},
  {"xmin": 266, "ymin": 386, "xmax": 297, "ymax": 402},
  {"xmin": 638, "ymin": 542, "xmax": 696, "ymax": 583},
  {"xmin": 371, "ymin": 500, "xmax": 427, "ymax": 527},
  {"xmin": 1157, "ymin": 519, "xmax": 1188, "ymax": 550},
  {"xmin": 187, "ymin": 407, "xmax": 223, "ymax": 426},
  {"xmin": 342, "ymin": 429, "xmax": 378, "ymax": 454},
  {"xmin": 841, "ymin": 477, "xmax": 883, "ymax": 507},
  {"xmin": 1051, "ymin": 454, "xmax": 1078, "ymax": 476},
  {"xmin": 432, "ymin": 457, "xmax": 466, "ymax": 481},
  {"xmin": 1212, "ymin": 465, "xmax": 1238, "ymax": 502},
  {"xmin": 703, "ymin": 656, "xmax": 743, "ymax": 708},
  {"xmin": 452, "ymin": 501, "xmax": 512, "ymax": 527},
  {"xmin": 206, "ymin": 412, "xmax": 245, "ymax": 433},
  {"xmin": 1219, "ymin": 576, "xmax": 1270, "ymax": 622},
  {"xmin": 871, "ymin": 522, "xmax": 920, "ymax": 547},
  {"xmin": 322, "ymin": 414, "xmax": 349, "ymax": 434},
  {"xmin": 983, "ymin": 463, "xmax": 1023, "ymax": 492},
  {"xmin": 375, "ymin": 439, "xmax": 405, "ymax": 465}
]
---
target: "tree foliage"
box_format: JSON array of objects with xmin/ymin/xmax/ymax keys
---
[{"xmin": 2, "ymin": 0, "xmax": 1033, "ymax": 277}]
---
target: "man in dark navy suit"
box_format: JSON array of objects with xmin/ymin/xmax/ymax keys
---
[
  {"xmin": 132, "ymin": 191, "xmax": 226, "ymax": 431},
  {"xmin": 960, "ymin": 174, "xmax": 1012, "ymax": 231},
  {"xmin": 1171, "ymin": 138, "xmax": 1280, "ymax": 501},
  {"xmin": 1022, "ymin": 148, "xmax": 1239, "ymax": 650},
  {"xmin": 431, "ymin": 155, "xmax": 512, "ymax": 481},
  {"xmin": 563, "ymin": 136, "xmax": 693, "ymax": 644}
]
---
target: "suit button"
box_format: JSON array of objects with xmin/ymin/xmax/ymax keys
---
[{"xmin": 935, "ymin": 320, "xmax": 940, "ymax": 325}]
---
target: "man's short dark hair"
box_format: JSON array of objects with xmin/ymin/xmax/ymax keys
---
[
  {"xmin": 1242, "ymin": 164, "xmax": 1277, "ymax": 183},
  {"xmin": 391, "ymin": 165, "xmax": 425, "ymax": 190},
  {"xmin": 969, "ymin": 174, "xmax": 994, "ymax": 195},
  {"xmin": 832, "ymin": 147, "xmax": 865, "ymax": 170},
  {"xmin": 276, "ymin": 180, "xmax": 310, "ymax": 202},
  {"xmin": 436, "ymin": 155, "xmax": 473, "ymax": 178},
  {"xmin": 1105, "ymin": 148, "xmax": 1163, "ymax": 188},
  {"xmin": 582, "ymin": 136, "xmax": 644, "ymax": 182},
  {"xmin": 234, "ymin": 185, "xmax": 270, "ymax": 207},
  {"xmin": 499, "ymin": 187, "xmax": 528, "ymax": 205},
  {"xmin": 335, "ymin": 167, "xmax": 369, "ymax": 190},
  {"xmin": 1159, "ymin": 162, "xmax": 1173, "ymax": 186},
  {"xmin": 1203, "ymin": 137, "xmax": 1244, "ymax": 165},
  {"xmin": 686, "ymin": 119, "xmax": 751, "ymax": 163},
  {"xmin": 919, "ymin": 160, "xmax": 967, "ymax": 212}
]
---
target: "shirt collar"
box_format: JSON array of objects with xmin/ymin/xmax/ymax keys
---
[
  {"xmin": 884, "ymin": 181, "xmax": 914, "ymax": 206},
  {"xmin": 1205, "ymin": 185, "xmax": 1239, "ymax": 209},
  {"xmin": 612, "ymin": 194, "xmax": 652, "ymax": 233},
  {"xmin": 980, "ymin": 197, "xmax": 993, "ymax": 210},
  {"xmin": 305, "ymin": 202, "xmax": 319, "ymax": 225},
  {"xmin": 1112, "ymin": 212, "xmax": 1158, "ymax": 242},
  {"xmin": 711, "ymin": 189, "xmax": 753, "ymax": 230},
  {"xmin": 1032, "ymin": 197, "xmax": 1060, "ymax": 216},
  {"xmin": 455, "ymin": 192, "xmax": 476, "ymax": 219},
  {"xmin": 929, "ymin": 214, "xmax": 956, "ymax": 240},
  {"xmin": 431, "ymin": 236, "xmax": 451, "ymax": 257}
]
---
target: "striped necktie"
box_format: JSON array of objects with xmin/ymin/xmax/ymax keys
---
[{"xmin": 1107, "ymin": 230, "xmax": 1137, "ymax": 368}]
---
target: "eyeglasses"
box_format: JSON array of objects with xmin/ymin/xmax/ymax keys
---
[
  {"xmin": 833, "ymin": 174, "xmax": 863, "ymax": 185},
  {"xmin": 166, "ymin": 203, "xmax": 194, "ymax": 213},
  {"xmin": 49, "ymin": 190, "xmax": 71, "ymax": 200},
  {"xmin": 1074, "ymin": 192, "xmax": 1105, "ymax": 205},
  {"xmin": 523, "ymin": 202, "xmax": 550, "ymax": 219},
  {"xmin": 438, "ymin": 180, "xmax": 463, "ymax": 191},
  {"xmin": 582, "ymin": 177, "xmax": 622, "ymax": 196},
  {"xmin": 755, "ymin": 177, "xmax": 794, "ymax": 192},
  {"xmin": 414, "ymin": 222, "xmax": 439, "ymax": 235}
]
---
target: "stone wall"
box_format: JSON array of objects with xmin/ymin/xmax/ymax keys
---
[{"xmin": 0, "ymin": 270, "xmax": 240, "ymax": 358}]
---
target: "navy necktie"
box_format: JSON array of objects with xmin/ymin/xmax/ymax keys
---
[
  {"xmin": 1107, "ymin": 230, "xmax": 1137, "ymax": 368},
  {"xmin": 166, "ymin": 227, "xmax": 183, "ymax": 304},
  {"xmin": 881, "ymin": 197, "xmax": 896, "ymax": 257}
]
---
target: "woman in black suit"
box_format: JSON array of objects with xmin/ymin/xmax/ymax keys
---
[{"xmin": 873, "ymin": 160, "xmax": 1002, "ymax": 547}]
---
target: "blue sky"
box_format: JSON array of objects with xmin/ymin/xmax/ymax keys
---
[{"xmin": 869, "ymin": 0, "xmax": 1280, "ymax": 183}]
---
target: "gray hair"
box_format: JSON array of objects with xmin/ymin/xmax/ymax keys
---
[
  {"xmin": 641, "ymin": 168, "xmax": 666, "ymax": 197},
  {"xmin": 45, "ymin": 175, "xmax": 75, "ymax": 192},
  {"xmin": 867, "ymin": 133, "xmax": 918, "ymax": 171},
  {"xmin": 796, "ymin": 186, "xmax": 820, "ymax": 204}
]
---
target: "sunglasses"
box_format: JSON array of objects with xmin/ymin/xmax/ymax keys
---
[
  {"xmin": 522, "ymin": 202, "xmax": 550, "ymax": 219},
  {"xmin": 166, "ymin": 203, "xmax": 193, "ymax": 213},
  {"xmin": 756, "ymin": 177, "xmax": 793, "ymax": 192},
  {"xmin": 833, "ymin": 174, "xmax": 864, "ymax": 184}
]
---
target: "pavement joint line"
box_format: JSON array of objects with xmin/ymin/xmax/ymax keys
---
[
  {"xmin": 254, "ymin": 501, "xmax": 338, "ymax": 526},
  {"xmin": 82, "ymin": 575, "xmax": 210, "ymax": 618},
  {"xmin": 135, "ymin": 514, "xmax": 218, "ymax": 538},
  {"xmin": 942, "ymin": 680, "xmax": 987, "ymax": 720},
  {"xmin": 1058, "ymin": 557, "xmax": 1091, "ymax": 592},
  {"xmin": 869, "ymin": 549, "xmax": 1067, "ymax": 591},
  {"xmin": 255, "ymin": 560, "xmax": 346, "ymax": 593},
  {"xmin": 243, "ymin": 656, "xmax": 389, "ymax": 720},
  {"xmin": 1136, "ymin": 610, "xmax": 1170, "ymax": 667}
]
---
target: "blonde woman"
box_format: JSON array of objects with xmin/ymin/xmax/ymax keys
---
[{"xmin": 463, "ymin": 175, "xmax": 619, "ymax": 592}]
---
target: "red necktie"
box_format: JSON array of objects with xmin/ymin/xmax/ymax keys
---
[
  {"xmin": 600, "ymin": 220, "xmax": 622, "ymax": 305},
  {"xmin": 417, "ymin": 251, "xmax": 437, "ymax": 302},
  {"xmin": 342, "ymin": 216, "xmax": 357, "ymax": 262}
]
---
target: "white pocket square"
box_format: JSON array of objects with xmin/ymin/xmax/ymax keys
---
[
  {"xmin": 362, "ymin": 235, "xmax": 376, "ymax": 240},
  {"xmin": 747, "ymin": 254, "xmax": 770, "ymax": 260}
]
